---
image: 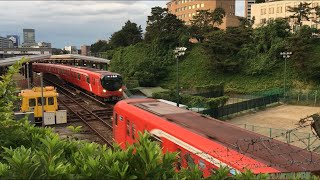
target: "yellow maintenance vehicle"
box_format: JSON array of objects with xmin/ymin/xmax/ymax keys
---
[{"xmin": 19, "ymin": 86, "xmax": 59, "ymax": 123}]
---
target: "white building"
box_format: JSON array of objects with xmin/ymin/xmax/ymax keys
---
[
  {"xmin": 251, "ymin": 0, "xmax": 320, "ymax": 29},
  {"xmin": 64, "ymin": 46, "xmax": 78, "ymax": 54}
]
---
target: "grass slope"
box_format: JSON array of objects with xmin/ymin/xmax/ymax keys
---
[{"xmin": 162, "ymin": 44, "xmax": 303, "ymax": 94}]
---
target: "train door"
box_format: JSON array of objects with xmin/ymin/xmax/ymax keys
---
[
  {"xmin": 113, "ymin": 112, "xmax": 126, "ymax": 149},
  {"xmin": 35, "ymin": 97, "xmax": 46, "ymax": 118}
]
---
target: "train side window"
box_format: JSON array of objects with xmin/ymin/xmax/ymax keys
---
[
  {"xmin": 176, "ymin": 149, "xmax": 182, "ymax": 170},
  {"xmin": 114, "ymin": 113, "xmax": 118, "ymax": 126},
  {"xmin": 184, "ymin": 153, "xmax": 195, "ymax": 167},
  {"xmin": 29, "ymin": 98, "xmax": 36, "ymax": 107},
  {"xmin": 132, "ymin": 123, "xmax": 136, "ymax": 139},
  {"xmin": 149, "ymin": 134, "xmax": 162, "ymax": 144},
  {"xmin": 37, "ymin": 97, "xmax": 47, "ymax": 106},
  {"xmin": 126, "ymin": 120, "xmax": 130, "ymax": 136},
  {"xmin": 78, "ymin": 73, "xmax": 81, "ymax": 80},
  {"xmin": 86, "ymin": 76, "xmax": 90, "ymax": 83},
  {"xmin": 198, "ymin": 159, "xmax": 206, "ymax": 170},
  {"xmin": 48, "ymin": 97, "xmax": 54, "ymax": 105}
]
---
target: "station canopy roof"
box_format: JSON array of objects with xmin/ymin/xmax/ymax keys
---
[{"xmin": 0, "ymin": 54, "xmax": 110, "ymax": 67}]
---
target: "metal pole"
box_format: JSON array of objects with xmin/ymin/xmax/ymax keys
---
[
  {"xmin": 176, "ymin": 56, "xmax": 179, "ymax": 107},
  {"xmin": 26, "ymin": 62, "xmax": 30, "ymax": 89},
  {"xmin": 40, "ymin": 72, "xmax": 45, "ymax": 127},
  {"xmin": 284, "ymin": 57, "xmax": 287, "ymax": 101}
]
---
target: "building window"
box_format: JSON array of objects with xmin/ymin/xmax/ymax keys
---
[
  {"xmin": 189, "ymin": 13, "xmax": 191, "ymax": 17},
  {"xmin": 201, "ymin": 3, "xmax": 204, "ymax": 8},
  {"xmin": 260, "ymin": 18, "xmax": 267, "ymax": 24},
  {"xmin": 196, "ymin": 4, "xmax": 199, "ymax": 8},
  {"xmin": 189, "ymin": 6, "xmax": 191, "ymax": 9},
  {"xmin": 192, "ymin": 5, "xmax": 195, "ymax": 9},
  {"xmin": 192, "ymin": 12, "xmax": 195, "ymax": 17},
  {"xmin": 269, "ymin": 7, "xmax": 274, "ymax": 14}
]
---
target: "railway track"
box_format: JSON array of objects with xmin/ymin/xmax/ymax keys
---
[{"xmin": 43, "ymin": 76, "xmax": 114, "ymax": 147}]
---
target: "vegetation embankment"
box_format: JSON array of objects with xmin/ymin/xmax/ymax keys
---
[
  {"xmin": 91, "ymin": 5, "xmax": 320, "ymax": 94},
  {"xmin": 0, "ymin": 60, "xmax": 295, "ymax": 179}
]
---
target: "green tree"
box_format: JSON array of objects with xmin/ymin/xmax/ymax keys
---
[
  {"xmin": 238, "ymin": 16, "xmax": 255, "ymax": 28},
  {"xmin": 145, "ymin": 7, "xmax": 185, "ymax": 49},
  {"xmin": 212, "ymin": 7, "xmax": 226, "ymax": 27},
  {"xmin": 90, "ymin": 40, "xmax": 111, "ymax": 53},
  {"xmin": 190, "ymin": 9, "xmax": 215, "ymax": 42},
  {"xmin": 287, "ymin": 2, "xmax": 312, "ymax": 27},
  {"xmin": 110, "ymin": 20, "xmax": 142, "ymax": 48}
]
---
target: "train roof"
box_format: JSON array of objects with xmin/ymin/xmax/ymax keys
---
[
  {"xmin": 122, "ymin": 98, "xmax": 320, "ymax": 173},
  {"xmin": 34, "ymin": 63, "xmax": 120, "ymax": 76},
  {"xmin": 20, "ymin": 87, "xmax": 58, "ymax": 97}
]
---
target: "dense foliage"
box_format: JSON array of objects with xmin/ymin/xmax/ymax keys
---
[
  {"xmin": 109, "ymin": 20, "xmax": 143, "ymax": 48},
  {"xmin": 94, "ymin": 5, "xmax": 320, "ymax": 94},
  {"xmin": 90, "ymin": 40, "xmax": 111, "ymax": 53}
]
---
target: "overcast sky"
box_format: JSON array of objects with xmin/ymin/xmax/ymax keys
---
[{"xmin": 0, "ymin": 1, "xmax": 244, "ymax": 48}]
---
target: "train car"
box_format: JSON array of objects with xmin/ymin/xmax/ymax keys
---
[
  {"xmin": 33, "ymin": 63, "xmax": 123, "ymax": 100},
  {"xmin": 113, "ymin": 98, "xmax": 320, "ymax": 177},
  {"xmin": 19, "ymin": 86, "xmax": 58, "ymax": 121}
]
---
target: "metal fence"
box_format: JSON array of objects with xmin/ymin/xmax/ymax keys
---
[
  {"xmin": 237, "ymin": 124, "xmax": 320, "ymax": 151},
  {"xmin": 287, "ymin": 89, "xmax": 320, "ymax": 106},
  {"xmin": 192, "ymin": 89, "xmax": 283, "ymax": 119}
]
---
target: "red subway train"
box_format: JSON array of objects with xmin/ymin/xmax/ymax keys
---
[
  {"xmin": 33, "ymin": 63, "xmax": 124, "ymax": 100},
  {"xmin": 113, "ymin": 98, "xmax": 320, "ymax": 177}
]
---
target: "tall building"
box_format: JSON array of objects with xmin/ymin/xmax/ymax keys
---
[
  {"xmin": 23, "ymin": 29, "xmax": 35, "ymax": 44},
  {"xmin": 251, "ymin": 0, "xmax": 320, "ymax": 29},
  {"xmin": 0, "ymin": 36, "xmax": 10, "ymax": 48},
  {"xmin": 81, "ymin": 45, "xmax": 91, "ymax": 56},
  {"xmin": 6, "ymin": 35, "xmax": 19, "ymax": 48},
  {"xmin": 245, "ymin": 0, "xmax": 256, "ymax": 20},
  {"xmin": 167, "ymin": 0, "xmax": 239, "ymax": 30}
]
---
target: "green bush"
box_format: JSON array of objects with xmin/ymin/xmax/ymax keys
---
[{"xmin": 152, "ymin": 91, "xmax": 229, "ymax": 109}]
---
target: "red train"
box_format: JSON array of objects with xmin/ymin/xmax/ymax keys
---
[
  {"xmin": 33, "ymin": 63, "xmax": 124, "ymax": 100},
  {"xmin": 113, "ymin": 98, "xmax": 320, "ymax": 177}
]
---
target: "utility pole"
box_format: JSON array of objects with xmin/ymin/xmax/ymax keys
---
[
  {"xmin": 174, "ymin": 47, "xmax": 187, "ymax": 107},
  {"xmin": 280, "ymin": 51, "xmax": 292, "ymax": 102},
  {"xmin": 39, "ymin": 72, "xmax": 45, "ymax": 127}
]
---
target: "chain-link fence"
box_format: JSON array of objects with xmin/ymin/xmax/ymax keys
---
[
  {"xmin": 287, "ymin": 89, "xmax": 320, "ymax": 106},
  {"xmin": 237, "ymin": 124, "xmax": 320, "ymax": 151}
]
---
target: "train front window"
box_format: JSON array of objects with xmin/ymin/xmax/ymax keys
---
[
  {"xmin": 48, "ymin": 97, "xmax": 54, "ymax": 105},
  {"xmin": 101, "ymin": 75, "xmax": 123, "ymax": 91},
  {"xmin": 86, "ymin": 76, "xmax": 90, "ymax": 83},
  {"xmin": 37, "ymin": 97, "xmax": 47, "ymax": 106},
  {"xmin": 29, "ymin": 98, "xmax": 36, "ymax": 107}
]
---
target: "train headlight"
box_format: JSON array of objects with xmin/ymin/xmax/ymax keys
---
[
  {"xmin": 119, "ymin": 88, "xmax": 122, "ymax": 92},
  {"xmin": 103, "ymin": 89, "xmax": 107, "ymax": 93}
]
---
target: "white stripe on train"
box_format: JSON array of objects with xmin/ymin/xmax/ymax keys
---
[{"xmin": 150, "ymin": 129, "xmax": 240, "ymax": 175}]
